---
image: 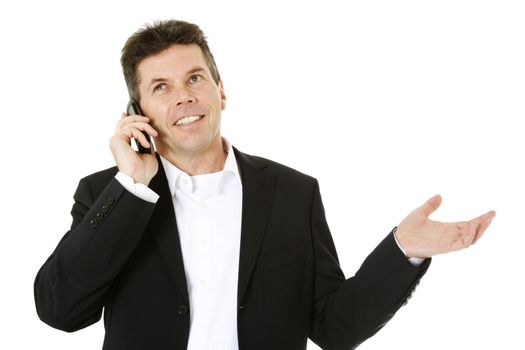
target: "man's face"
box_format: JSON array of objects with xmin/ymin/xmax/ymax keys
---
[{"xmin": 137, "ymin": 44, "xmax": 226, "ymax": 157}]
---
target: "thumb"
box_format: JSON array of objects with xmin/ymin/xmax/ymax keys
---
[{"xmin": 419, "ymin": 194, "xmax": 442, "ymax": 218}]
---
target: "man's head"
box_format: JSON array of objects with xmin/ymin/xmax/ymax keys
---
[
  {"xmin": 121, "ymin": 20, "xmax": 226, "ymax": 162},
  {"xmin": 121, "ymin": 20, "xmax": 221, "ymax": 101}
]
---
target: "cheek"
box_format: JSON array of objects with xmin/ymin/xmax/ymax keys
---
[
  {"xmin": 209, "ymin": 104, "xmax": 222, "ymax": 125},
  {"xmin": 144, "ymin": 104, "xmax": 169, "ymax": 128}
]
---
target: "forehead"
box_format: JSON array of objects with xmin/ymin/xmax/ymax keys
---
[{"xmin": 137, "ymin": 44, "xmax": 208, "ymax": 83}]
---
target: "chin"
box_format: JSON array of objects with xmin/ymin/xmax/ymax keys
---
[{"xmin": 175, "ymin": 139, "xmax": 210, "ymax": 154}]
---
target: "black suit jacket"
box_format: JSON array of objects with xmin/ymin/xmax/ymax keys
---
[{"xmin": 35, "ymin": 148, "xmax": 430, "ymax": 350}]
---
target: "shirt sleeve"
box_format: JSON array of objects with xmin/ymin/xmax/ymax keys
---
[{"xmin": 115, "ymin": 172, "xmax": 159, "ymax": 204}]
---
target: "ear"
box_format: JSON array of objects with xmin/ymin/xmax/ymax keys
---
[{"xmin": 218, "ymin": 80, "xmax": 226, "ymax": 110}]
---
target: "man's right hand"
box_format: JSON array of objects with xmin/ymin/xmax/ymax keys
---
[{"xmin": 109, "ymin": 113, "xmax": 159, "ymax": 186}]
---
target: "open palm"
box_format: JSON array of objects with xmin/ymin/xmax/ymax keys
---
[{"xmin": 396, "ymin": 195, "xmax": 496, "ymax": 258}]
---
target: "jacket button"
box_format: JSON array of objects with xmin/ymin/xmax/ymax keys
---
[
  {"xmin": 96, "ymin": 213, "xmax": 103, "ymax": 220},
  {"xmin": 178, "ymin": 304, "xmax": 188, "ymax": 315},
  {"xmin": 90, "ymin": 219, "xmax": 98, "ymax": 228},
  {"xmin": 107, "ymin": 197, "xmax": 115, "ymax": 205},
  {"xmin": 101, "ymin": 204, "xmax": 109, "ymax": 213}
]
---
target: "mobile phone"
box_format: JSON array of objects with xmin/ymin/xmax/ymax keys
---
[{"xmin": 126, "ymin": 99, "xmax": 152, "ymax": 154}]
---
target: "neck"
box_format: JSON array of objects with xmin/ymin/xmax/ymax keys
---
[{"xmin": 158, "ymin": 137, "xmax": 227, "ymax": 176}]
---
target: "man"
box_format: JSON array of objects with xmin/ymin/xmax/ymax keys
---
[{"xmin": 34, "ymin": 20, "xmax": 495, "ymax": 350}]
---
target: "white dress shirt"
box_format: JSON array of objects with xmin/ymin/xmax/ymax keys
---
[{"xmin": 115, "ymin": 140, "xmax": 242, "ymax": 350}]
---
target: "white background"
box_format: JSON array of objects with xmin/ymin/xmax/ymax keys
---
[{"xmin": 1, "ymin": 0, "xmax": 523, "ymax": 349}]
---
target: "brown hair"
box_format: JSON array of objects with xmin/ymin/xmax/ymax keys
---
[{"xmin": 121, "ymin": 19, "xmax": 221, "ymax": 100}]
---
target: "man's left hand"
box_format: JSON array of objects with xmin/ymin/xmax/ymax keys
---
[{"xmin": 395, "ymin": 195, "xmax": 496, "ymax": 258}]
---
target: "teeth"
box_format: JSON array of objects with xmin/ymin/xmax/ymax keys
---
[{"xmin": 175, "ymin": 115, "xmax": 202, "ymax": 126}]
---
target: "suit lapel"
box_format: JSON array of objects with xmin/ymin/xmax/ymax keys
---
[
  {"xmin": 234, "ymin": 148, "xmax": 276, "ymax": 305},
  {"xmin": 147, "ymin": 154, "xmax": 189, "ymax": 304},
  {"xmin": 145, "ymin": 149, "xmax": 276, "ymax": 307}
]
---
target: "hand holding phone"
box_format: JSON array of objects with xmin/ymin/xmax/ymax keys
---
[
  {"xmin": 109, "ymin": 99, "xmax": 158, "ymax": 185},
  {"xmin": 126, "ymin": 99, "xmax": 154, "ymax": 154}
]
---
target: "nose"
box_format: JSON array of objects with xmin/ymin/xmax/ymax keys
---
[{"xmin": 174, "ymin": 84, "xmax": 196, "ymax": 106}]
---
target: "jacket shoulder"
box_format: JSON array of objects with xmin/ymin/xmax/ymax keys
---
[
  {"xmin": 235, "ymin": 148, "xmax": 317, "ymax": 186},
  {"xmin": 77, "ymin": 166, "xmax": 119, "ymax": 196}
]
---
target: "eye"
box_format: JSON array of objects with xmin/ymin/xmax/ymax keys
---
[
  {"xmin": 153, "ymin": 83, "xmax": 167, "ymax": 92},
  {"xmin": 189, "ymin": 74, "xmax": 202, "ymax": 84}
]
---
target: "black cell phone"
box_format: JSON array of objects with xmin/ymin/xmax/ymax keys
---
[{"xmin": 126, "ymin": 99, "xmax": 152, "ymax": 154}]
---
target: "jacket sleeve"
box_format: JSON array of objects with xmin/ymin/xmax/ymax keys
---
[
  {"xmin": 34, "ymin": 177, "xmax": 156, "ymax": 332},
  {"xmin": 308, "ymin": 180, "xmax": 430, "ymax": 350}
]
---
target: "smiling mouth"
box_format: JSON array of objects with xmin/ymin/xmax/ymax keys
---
[{"xmin": 174, "ymin": 115, "xmax": 204, "ymax": 126}]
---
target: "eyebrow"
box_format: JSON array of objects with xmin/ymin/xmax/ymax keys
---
[
  {"xmin": 187, "ymin": 66, "xmax": 207, "ymax": 76},
  {"xmin": 147, "ymin": 66, "xmax": 207, "ymax": 89}
]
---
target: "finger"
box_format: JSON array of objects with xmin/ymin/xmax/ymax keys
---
[
  {"xmin": 122, "ymin": 122, "xmax": 158, "ymax": 137},
  {"xmin": 122, "ymin": 110, "xmax": 145, "ymax": 118},
  {"xmin": 130, "ymin": 128, "xmax": 151, "ymax": 148},
  {"xmin": 117, "ymin": 115, "xmax": 148, "ymax": 129},
  {"xmin": 465, "ymin": 220, "xmax": 478, "ymax": 246},
  {"xmin": 119, "ymin": 116, "xmax": 150, "ymax": 129},
  {"xmin": 419, "ymin": 194, "xmax": 442, "ymax": 218},
  {"xmin": 120, "ymin": 125, "xmax": 149, "ymax": 143},
  {"xmin": 472, "ymin": 214, "xmax": 495, "ymax": 244},
  {"xmin": 470, "ymin": 210, "xmax": 497, "ymax": 223},
  {"xmin": 119, "ymin": 122, "xmax": 157, "ymax": 139},
  {"xmin": 467, "ymin": 210, "xmax": 495, "ymax": 244}
]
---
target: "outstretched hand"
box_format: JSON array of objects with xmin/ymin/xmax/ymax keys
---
[{"xmin": 395, "ymin": 195, "xmax": 496, "ymax": 259}]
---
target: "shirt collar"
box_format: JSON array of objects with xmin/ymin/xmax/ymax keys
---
[{"xmin": 159, "ymin": 138, "xmax": 241, "ymax": 198}]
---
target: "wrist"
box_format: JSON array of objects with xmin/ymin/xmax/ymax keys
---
[
  {"xmin": 393, "ymin": 227, "xmax": 409, "ymax": 258},
  {"xmin": 393, "ymin": 227, "xmax": 426, "ymax": 265}
]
